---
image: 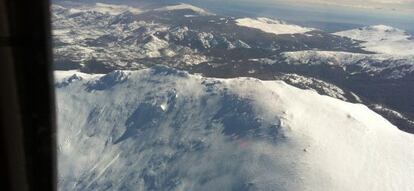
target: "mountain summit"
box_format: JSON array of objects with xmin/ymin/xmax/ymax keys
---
[{"xmin": 56, "ymin": 67, "xmax": 414, "ymax": 191}]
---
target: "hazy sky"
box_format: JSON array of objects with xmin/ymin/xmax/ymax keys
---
[
  {"xmin": 259, "ymin": 0, "xmax": 414, "ymax": 13},
  {"xmin": 186, "ymin": 0, "xmax": 414, "ymax": 32}
]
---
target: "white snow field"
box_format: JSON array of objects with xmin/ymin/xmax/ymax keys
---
[
  {"xmin": 154, "ymin": 3, "xmax": 214, "ymax": 16},
  {"xmin": 235, "ymin": 17, "xmax": 314, "ymax": 35},
  {"xmin": 279, "ymin": 25, "xmax": 414, "ymax": 79},
  {"xmin": 56, "ymin": 67, "xmax": 414, "ymax": 191},
  {"xmin": 334, "ymin": 25, "xmax": 414, "ymax": 55}
]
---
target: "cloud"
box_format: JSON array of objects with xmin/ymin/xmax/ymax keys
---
[{"xmin": 375, "ymin": 0, "xmax": 413, "ymax": 4}]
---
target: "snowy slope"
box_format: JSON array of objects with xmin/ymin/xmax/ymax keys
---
[
  {"xmin": 54, "ymin": 3, "xmax": 142, "ymax": 15},
  {"xmin": 54, "ymin": 70, "xmax": 103, "ymax": 82},
  {"xmin": 281, "ymin": 50, "xmax": 414, "ymax": 79},
  {"xmin": 334, "ymin": 25, "xmax": 414, "ymax": 55},
  {"xmin": 236, "ymin": 17, "xmax": 314, "ymax": 35},
  {"xmin": 56, "ymin": 67, "xmax": 414, "ymax": 191},
  {"xmin": 154, "ymin": 3, "xmax": 214, "ymax": 15},
  {"xmin": 279, "ymin": 25, "xmax": 414, "ymax": 79},
  {"xmin": 90, "ymin": 3, "xmax": 142, "ymax": 15}
]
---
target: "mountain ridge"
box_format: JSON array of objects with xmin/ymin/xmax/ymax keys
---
[{"xmin": 56, "ymin": 66, "xmax": 414, "ymax": 191}]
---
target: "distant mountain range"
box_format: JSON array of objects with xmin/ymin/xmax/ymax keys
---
[{"xmin": 52, "ymin": 2, "xmax": 414, "ymax": 132}]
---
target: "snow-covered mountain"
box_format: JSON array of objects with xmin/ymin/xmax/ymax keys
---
[
  {"xmin": 235, "ymin": 17, "xmax": 315, "ymax": 35},
  {"xmin": 52, "ymin": 1, "xmax": 414, "ymax": 134},
  {"xmin": 56, "ymin": 66, "xmax": 414, "ymax": 191},
  {"xmin": 52, "ymin": 3, "xmax": 414, "ymax": 80},
  {"xmin": 52, "ymin": 4, "xmax": 212, "ymax": 72},
  {"xmin": 280, "ymin": 50, "xmax": 414, "ymax": 79},
  {"xmin": 53, "ymin": 2, "xmax": 414, "ymax": 190},
  {"xmin": 51, "ymin": 3, "xmax": 365, "ymax": 72},
  {"xmin": 334, "ymin": 25, "xmax": 414, "ymax": 56},
  {"xmin": 153, "ymin": 3, "xmax": 214, "ymax": 16}
]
